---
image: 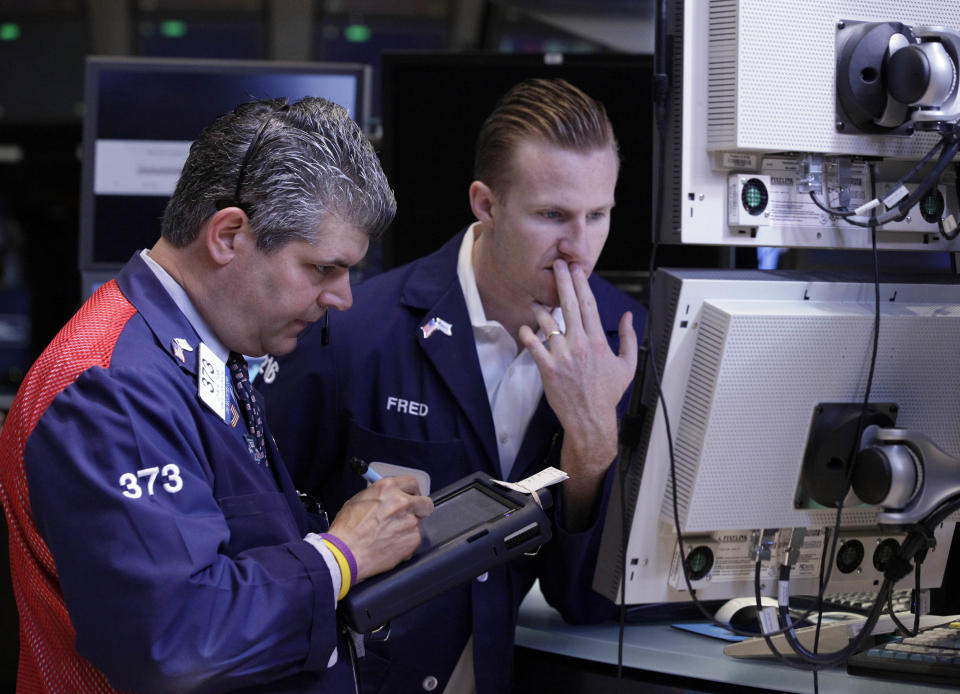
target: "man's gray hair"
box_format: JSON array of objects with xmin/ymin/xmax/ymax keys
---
[{"xmin": 161, "ymin": 96, "xmax": 396, "ymax": 252}]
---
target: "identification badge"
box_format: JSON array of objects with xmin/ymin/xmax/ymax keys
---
[{"xmin": 197, "ymin": 342, "xmax": 228, "ymax": 422}]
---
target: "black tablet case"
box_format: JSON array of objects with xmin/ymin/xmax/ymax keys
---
[{"xmin": 339, "ymin": 471, "xmax": 553, "ymax": 632}]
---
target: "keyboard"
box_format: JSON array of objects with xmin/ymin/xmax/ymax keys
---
[
  {"xmin": 847, "ymin": 618, "xmax": 960, "ymax": 687},
  {"xmin": 724, "ymin": 613, "xmax": 950, "ymax": 659},
  {"xmin": 822, "ymin": 589, "xmax": 913, "ymax": 614}
]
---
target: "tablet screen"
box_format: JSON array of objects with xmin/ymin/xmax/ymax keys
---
[{"xmin": 418, "ymin": 484, "xmax": 518, "ymax": 552}]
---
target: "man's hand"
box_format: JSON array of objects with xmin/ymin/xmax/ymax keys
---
[
  {"xmin": 327, "ymin": 475, "xmax": 433, "ymax": 582},
  {"xmin": 519, "ymin": 259, "xmax": 637, "ymax": 527}
]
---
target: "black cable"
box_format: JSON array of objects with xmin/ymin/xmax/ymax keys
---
[
  {"xmin": 778, "ymin": 568, "xmax": 893, "ymax": 666},
  {"xmin": 817, "ymin": 137, "xmax": 960, "ymax": 229},
  {"xmin": 616, "ymin": 432, "xmax": 631, "ymax": 682},
  {"xmin": 798, "ymin": 176, "xmax": 884, "ymax": 630},
  {"xmin": 808, "ymin": 135, "xmax": 946, "ymax": 219},
  {"xmin": 776, "ymin": 493, "xmax": 960, "ymax": 666},
  {"xmin": 808, "ymin": 190, "xmax": 858, "ymax": 217},
  {"xmin": 895, "ymin": 135, "xmax": 947, "ymax": 185},
  {"xmin": 751, "ymin": 561, "xmax": 821, "ymax": 672},
  {"xmin": 616, "ymin": 0, "xmax": 670, "ymax": 684},
  {"xmin": 955, "ymin": 161, "xmax": 960, "ymax": 239},
  {"xmin": 888, "ymin": 590, "xmax": 913, "ymax": 637},
  {"xmin": 914, "ymin": 558, "xmax": 922, "ymax": 635},
  {"xmin": 884, "ymin": 138, "xmax": 960, "ymax": 223},
  {"xmin": 887, "ymin": 552, "xmax": 925, "ymax": 637},
  {"xmin": 769, "ymin": 168, "xmax": 884, "ymax": 670},
  {"xmin": 885, "ymin": 553, "xmax": 921, "ymax": 637},
  {"xmin": 616, "ymin": 343, "xmax": 649, "ymax": 682}
]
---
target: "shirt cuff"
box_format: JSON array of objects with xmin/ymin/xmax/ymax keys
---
[{"xmin": 304, "ymin": 532, "xmax": 341, "ymax": 609}]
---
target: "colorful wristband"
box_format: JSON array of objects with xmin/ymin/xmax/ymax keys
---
[
  {"xmin": 320, "ymin": 533, "xmax": 358, "ymax": 597},
  {"xmin": 323, "ymin": 540, "xmax": 352, "ymax": 600}
]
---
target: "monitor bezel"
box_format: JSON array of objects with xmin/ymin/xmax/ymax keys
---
[{"xmin": 79, "ymin": 55, "xmax": 372, "ymax": 272}]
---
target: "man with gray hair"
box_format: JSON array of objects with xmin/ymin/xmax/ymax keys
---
[
  {"xmin": 259, "ymin": 79, "xmax": 645, "ymax": 693},
  {"xmin": 0, "ymin": 96, "xmax": 432, "ymax": 693}
]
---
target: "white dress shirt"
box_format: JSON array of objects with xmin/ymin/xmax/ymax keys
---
[{"xmin": 456, "ymin": 225, "xmax": 564, "ymax": 480}]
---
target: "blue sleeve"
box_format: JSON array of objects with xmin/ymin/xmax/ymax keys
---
[
  {"xmin": 533, "ymin": 451, "xmax": 620, "ymax": 624},
  {"xmin": 25, "ymin": 366, "xmax": 340, "ymax": 693},
  {"xmin": 536, "ymin": 298, "xmax": 645, "ymax": 624}
]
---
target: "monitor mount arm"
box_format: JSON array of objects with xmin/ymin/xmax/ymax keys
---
[
  {"xmin": 837, "ymin": 22, "xmax": 960, "ymax": 134},
  {"xmin": 853, "ymin": 424, "xmax": 960, "ymax": 525}
]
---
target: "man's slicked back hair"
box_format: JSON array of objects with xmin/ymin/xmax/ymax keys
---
[{"xmin": 473, "ymin": 77, "xmax": 618, "ymax": 192}]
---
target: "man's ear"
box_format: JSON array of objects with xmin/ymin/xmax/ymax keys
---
[
  {"xmin": 204, "ymin": 207, "xmax": 248, "ymax": 267},
  {"xmin": 469, "ymin": 180, "xmax": 496, "ymax": 224}
]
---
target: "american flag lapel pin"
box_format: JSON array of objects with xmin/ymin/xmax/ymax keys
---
[
  {"xmin": 171, "ymin": 337, "xmax": 194, "ymax": 363},
  {"xmin": 420, "ymin": 316, "xmax": 453, "ymax": 339}
]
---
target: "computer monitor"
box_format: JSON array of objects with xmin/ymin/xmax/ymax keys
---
[
  {"xmin": 78, "ymin": 56, "xmax": 372, "ymax": 276},
  {"xmin": 594, "ymin": 268, "xmax": 959, "ymax": 605},
  {"xmin": 379, "ymin": 50, "xmax": 724, "ymax": 279},
  {"xmin": 657, "ymin": 0, "xmax": 960, "ymax": 251}
]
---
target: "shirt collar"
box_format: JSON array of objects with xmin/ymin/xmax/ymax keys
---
[
  {"xmin": 140, "ymin": 249, "xmax": 230, "ymax": 363},
  {"xmin": 456, "ymin": 223, "xmax": 490, "ymax": 329}
]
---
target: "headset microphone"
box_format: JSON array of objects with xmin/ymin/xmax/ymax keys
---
[{"xmin": 321, "ymin": 310, "xmax": 330, "ymax": 346}]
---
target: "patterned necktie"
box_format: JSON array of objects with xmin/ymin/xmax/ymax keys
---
[{"xmin": 227, "ymin": 352, "xmax": 267, "ymax": 465}]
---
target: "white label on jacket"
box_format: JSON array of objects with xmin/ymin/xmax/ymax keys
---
[
  {"xmin": 386, "ymin": 396, "xmax": 429, "ymax": 416},
  {"xmin": 197, "ymin": 342, "xmax": 227, "ymax": 422}
]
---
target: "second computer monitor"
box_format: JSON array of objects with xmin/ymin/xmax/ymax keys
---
[
  {"xmin": 79, "ymin": 56, "xmax": 372, "ymax": 280},
  {"xmin": 594, "ymin": 268, "xmax": 960, "ymax": 605}
]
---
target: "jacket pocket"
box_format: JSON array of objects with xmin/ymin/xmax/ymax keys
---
[{"xmin": 345, "ymin": 419, "xmax": 468, "ymax": 493}]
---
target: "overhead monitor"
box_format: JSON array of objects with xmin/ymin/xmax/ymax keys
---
[
  {"xmin": 658, "ymin": 0, "xmax": 960, "ymax": 251},
  {"xmin": 79, "ymin": 56, "xmax": 372, "ymax": 273},
  {"xmin": 379, "ymin": 50, "xmax": 724, "ymax": 278},
  {"xmin": 594, "ymin": 268, "xmax": 959, "ymax": 605}
]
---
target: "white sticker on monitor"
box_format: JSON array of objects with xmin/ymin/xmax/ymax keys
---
[{"xmin": 94, "ymin": 139, "xmax": 191, "ymax": 196}]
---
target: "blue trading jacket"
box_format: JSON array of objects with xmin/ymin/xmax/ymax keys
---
[
  {"xmin": 1, "ymin": 253, "xmax": 351, "ymax": 693},
  {"xmin": 258, "ymin": 231, "xmax": 646, "ymax": 694}
]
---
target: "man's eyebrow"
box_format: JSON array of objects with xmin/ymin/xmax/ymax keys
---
[
  {"xmin": 316, "ymin": 258, "xmax": 353, "ymax": 268},
  {"xmin": 532, "ymin": 198, "xmax": 617, "ymax": 209}
]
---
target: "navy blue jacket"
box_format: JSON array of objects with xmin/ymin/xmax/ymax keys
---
[
  {"xmin": 2, "ymin": 254, "xmax": 352, "ymax": 693},
  {"xmin": 258, "ymin": 232, "xmax": 645, "ymax": 694}
]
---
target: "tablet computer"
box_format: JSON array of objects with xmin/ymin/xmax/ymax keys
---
[{"xmin": 339, "ymin": 471, "xmax": 553, "ymax": 632}]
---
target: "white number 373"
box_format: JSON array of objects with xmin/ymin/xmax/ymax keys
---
[{"xmin": 119, "ymin": 465, "xmax": 183, "ymax": 499}]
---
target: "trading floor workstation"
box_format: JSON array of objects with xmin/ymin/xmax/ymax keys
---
[
  {"xmin": 7, "ymin": 0, "xmax": 960, "ymax": 691},
  {"xmin": 531, "ymin": 1, "xmax": 960, "ymax": 691}
]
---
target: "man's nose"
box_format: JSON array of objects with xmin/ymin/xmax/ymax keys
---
[
  {"xmin": 557, "ymin": 218, "xmax": 589, "ymax": 259},
  {"xmin": 319, "ymin": 273, "xmax": 353, "ymax": 312}
]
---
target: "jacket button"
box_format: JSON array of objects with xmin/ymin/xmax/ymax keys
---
[
  {"xmin": 476, "ymin": 572, "xmax": 488, "ymax": 583},
  {"xmin": 422, "ymin": 675, "xmax": 439, "ymax": 691}
]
